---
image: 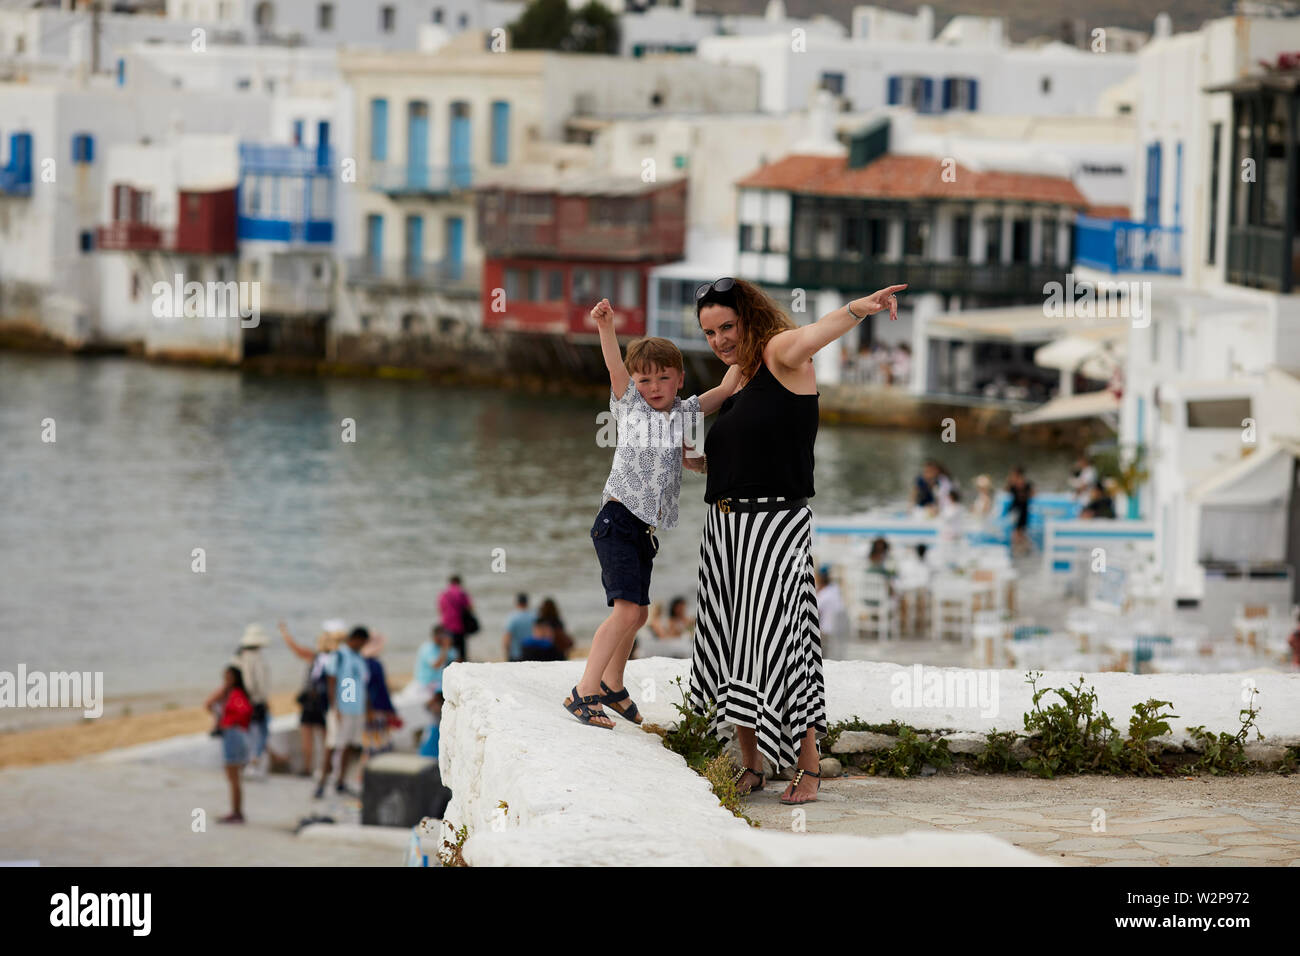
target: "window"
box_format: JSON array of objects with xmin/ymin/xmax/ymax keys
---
[
  {"xmin": 1208, "ymin": 122, "xmax": 1221, "ymax": 265},
  {"xmin": 360, "ymin": 314, "xmax": 373, "ymax": 331},
  {"xmin": 458, "ymin": 12, "xmax": 468, "ymax": 28},
  {"xmin": 866, "ymin": 218, "xmax": 887, "ymax": 257},
  {"xmin": 318, "ymin": 3, "xmax": 333, "ymax": 30},
  {"xmin": 820, "ymin": 72, "xmax": 845, "ymax": 96},
  {"xmin": 546, "ymin": 269, "xmax": 564, "ymax": 302},
  {"xmin": 887, "ymin": 75, "xmax": 933, "ymax": 112},
  {"xmin": 952, "ymin": 214, "xmax": 970, "ymax": 259},
  {"xmin": 490, "ymin": 101, "xmax": 510, "ymax": 165},
  {"xmin": 815, "ymin": 212, "xmax": 839, "ymax": 258},
  {"xmin": 1041, "ymin": 218, "xmax": 1058, "ymax": 265},
  {"xmin": 71, "ymin": 133, "xmax": 94, "ymax": 164},
  {"xmin": 739, "ymin": 223, "xmax": 755, "ymax": 252},
  {"xmin": 433, "ymin": 7, "xmax": 444, "ymax": 23},
  {"xmin": 254, "ymin": 2, "xmax": 274, "ymax": 29},
  {"xmin": 572, "ymin": 269, "xmax": 593, "ymax": 302},
  {"xmin": 1186, "ymin": 398, "xmax": 1251, "ymax": 428},
  {"xmin": 1040, "ymin": 76, "xmax": 1051, "ymax": 95},
  {"xmin": 79, "ymin": 230, "xmax": 93, "ymax": 252},
  {"xmin": 1011, "ymin": 218, "xmax": 1031, "ymax": 262},
  {"xmin": 370, "ymin": 98, "xmax": 388, "ymax": 162},
  {"xmin": 619, "ymin": 269, "xmax": 641, "ymax": 308},
  {"xmin": 528, "ymin": 269, "xmax": 543, "ymax": 302},
  {"xmin": 505, "ymin": 267, "xmax": 528, "ymax": 301},
  {"xmin": 841, "ymin": 214, "xmax": 863, "ymax": 259},
  {"xmin": 943, "ymin": 77, "xmax": 978, "ymax": 111},
  {"xmin": 984, "ymin": 217, "xmax": 1002, "ymax": 263},
  {"xmin": 794, "ymin": 209, "xmax": 814, "ymax": 257},
  {"xmin": 761, "ymin": 224, "xmax": 772, "ymax": 253},
  {"xmin": 381, "ymin": 6, "xmax": 395, "ymax": 32},
  {"xmin": 510, "ymin": 193, "xmax": 553, "ymax": 220},
  {"xmin": 904, "ymin": 218, "xmax": 929, "ymax": 258},
  {"xmin": 131, "ymin": 271, "xmax": 140, "ymax": 300},
  {"xmin": 597, "ymin": 269, "xmax": 616, "ymax": 302}
]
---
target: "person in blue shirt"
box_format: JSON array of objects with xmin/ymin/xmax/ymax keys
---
[
  {"xmin": 417, "ymin": 626, "xmax": 459, "ymax": 759},
  {"xmin": 502, "ymin": 593, "xmax": 536, "ymax": 662},
  {"xmin": 315, "ymin": 626, "xmax": 370, "ymax": 800}
]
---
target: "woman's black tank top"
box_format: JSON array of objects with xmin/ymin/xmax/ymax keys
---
[{"xmin": 704, "ymin": 360, "xmax": 818, "ymax": 504}]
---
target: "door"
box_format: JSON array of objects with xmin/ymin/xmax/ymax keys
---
[
  {"xmin": 366, "ymin": 214, "xmax": 383, "ymax": 273},
  {"xmin": 405, "ymin": 215, "xmax": 423, "ymax": 280},
  {"xmin": 449, "ymin": 101, "xmax": 471, "ymax": 189},
  {"xmin": 444, "ymin": 216, "xmax": 464, "ymax": 280},
  {"xmin": 407, "ymin": 101, "xmax": 429, "ymax": 191}
]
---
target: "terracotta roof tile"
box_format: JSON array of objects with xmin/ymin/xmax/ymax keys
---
[
  {"xmin": 1083, "ymin": 204, "xmax": 1132, "ymax": 220},
  {"xmin": 737, "ymin": 153, "xmax": 1088, "ymax": 206}
]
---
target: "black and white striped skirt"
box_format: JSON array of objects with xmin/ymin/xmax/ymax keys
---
[{"xmin": 688, "ymin": 497, "xmax": 826, "ymax": 771}]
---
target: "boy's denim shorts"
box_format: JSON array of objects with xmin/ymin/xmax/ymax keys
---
[{"xmin": 591, "ymin": 500, "xmax": 659, "ymax": 607}]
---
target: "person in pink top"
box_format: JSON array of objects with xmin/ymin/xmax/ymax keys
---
[{"xmin": 438, "ymin": 575, "xmax": 474, "ymax": 660}]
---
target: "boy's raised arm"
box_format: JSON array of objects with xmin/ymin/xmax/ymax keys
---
[
  {"xmin": 696, "ymin": 364, "xmax": 743, "ymax": 416},
  {"xmin": 592, "ymin": 298, "xmax": 629, "ymax": 398}
]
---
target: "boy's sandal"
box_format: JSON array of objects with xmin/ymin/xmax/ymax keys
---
[
  {"xmin": 779, "ymin": 768, "xmax": 821, "ymax": 805},
  {"xmin": 563, "ymin": 687, "xmax": 614, "ymax": 729},
  {"xmin": 598, "ymin": 681, "xmax": 643, "ymax": 724},
  {"xmin": 731, "ymin": 765, "xmax": 765, "ymax": 795}
]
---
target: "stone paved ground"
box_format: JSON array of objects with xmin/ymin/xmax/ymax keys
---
[
  {"xmin": 744, "ymin": 772, "xmax": 1300, "ymax": 866},
  {"xmin": 0, "ymin": 757, "xmax": 401, "ymax": 866}
]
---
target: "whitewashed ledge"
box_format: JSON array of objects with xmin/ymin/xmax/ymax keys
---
[
  {"xmin": 440, "ymin": 659, "xmax": 1051, "ymax": 867},
  {"xmin": 441, "ymin": 659, "xmax": 1300, "ymax": 865}
]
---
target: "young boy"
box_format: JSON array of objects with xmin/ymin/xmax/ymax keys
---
[{"xmin": 563, "ymin": 298, "xmax": 740, "ymax": 728}]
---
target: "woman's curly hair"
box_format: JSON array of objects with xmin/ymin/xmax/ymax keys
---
[{"xmin": 696, "ymin": 279, "xmax": 796, "ymax": 382}]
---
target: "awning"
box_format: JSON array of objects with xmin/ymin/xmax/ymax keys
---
[
  {"xmin": 1192, "ymin": 440, "xmax": 1300, "ymax": 506},
  {"xmin": 928, "ymin": 305, "xmax": 1126, "ymax": 343},
  {"xmin": 1011, "ymin": 389, "xmax": 1120, "ymax": 426},
  {"xmin": 1033, "ymin": 332, "xmax": 1125, "ymax": 378}
]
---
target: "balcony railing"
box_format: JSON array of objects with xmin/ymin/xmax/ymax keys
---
[
  {"xmin": 1226, "ymin": 226, "xmax": 1289, "ymax": 292},
  {"xmin": 96, "ymin": 221, "xmax": 165, "ymax": 251},
  {"xmin": 237, "ymin": 215, "xmax": 334, "ymax": 244},
  {"xmin": 789, "ymin": 258, "xmax": 1069, "ymax": 296},
  {"xmin": 480, "ymin": 221, "xmax": 681, "ymax": 261},
  {"xmin": 239, "ymin": 143, "xmax": 333, "ymax": 175},
  {"xmin": 1074, "ymin": 216, "xmax": 1182, "ymax": 275},
  {"xmin": 370, "ymin": 163, "xmax": 475, "ymax": 197},
  {"xmin": 345, "ymin": 256, "xmax": 481, "ymax": 293}
]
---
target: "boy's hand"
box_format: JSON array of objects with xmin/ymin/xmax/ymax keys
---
[
  {"xmin": 683, "ymin": 446, "xmax": 706, "ymax": 473},
  {"xmin": 591, "ymin": 298, "xmax": 614, "ymax": 328}
]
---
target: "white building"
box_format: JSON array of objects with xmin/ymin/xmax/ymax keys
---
[
  {"xmin": 696, "ymin": 9, "xmax": 1141, "ymax": 117},
  {"xmin": 1070, "ymin": 13, "xmax": 1300, "ymax": 611},
  {"xmin": 164, "ymin": 0, "xmax": 522, "ymax": 48}
]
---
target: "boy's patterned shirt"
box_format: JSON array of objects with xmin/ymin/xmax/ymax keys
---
[{"xmin": 600, "ymin": 381, "xmax": 702, "ymax": 530}]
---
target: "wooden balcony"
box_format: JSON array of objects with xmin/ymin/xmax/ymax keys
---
[
  {"xmin": 96, "ymin": 221, "xmax": 165, "ymax": 251},
  {"xmin": 789, "ymin": 257, "xmax": 1069, "ymax": 297}
]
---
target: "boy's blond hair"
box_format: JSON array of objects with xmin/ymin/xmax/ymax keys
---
[{"xmin": 624, "ymin": 336, "xmax": 684, "ymax": 375}]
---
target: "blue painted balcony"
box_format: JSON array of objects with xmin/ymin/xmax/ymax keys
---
[
  {"xmin": 237, "ymin": 143, "xmax": 334, "ymax": 244},
  {"xmin": 370, "ymin": 163, "xmax": 474, "ymax": 197},
  {"xmin": 1075, "ymin": 215, "xmax": 1182, "ymax": 275}
]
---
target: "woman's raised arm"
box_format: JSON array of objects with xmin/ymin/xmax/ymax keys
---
[{"xmin": 769, "ymin": 285, "xmax": 907, "ymax": 370}]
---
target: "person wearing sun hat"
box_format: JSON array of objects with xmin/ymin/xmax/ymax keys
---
[
  {"xmin": 279, "ymin": 618, "xmax": 347, "ymax": 777},
  {"xmin": 235, "ymin": 623, "xmax": 275, "ymax": 776}
]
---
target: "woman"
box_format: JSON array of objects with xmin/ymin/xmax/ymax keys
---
[
  {"xmin": 203, "ymin": 664, "xmax": 253, "ymax": 824},
  {"xmin": 1005, "ymin": 466, "xmax": 1034, "ymax": 555},
  {"xmin": 689, "ymin": 277, "xmax": 904, "ymax": 805}
]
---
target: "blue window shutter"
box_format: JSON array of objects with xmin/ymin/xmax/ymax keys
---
[
  {"xmin": 1145, "ymin": 142, "xmax": 1162, "ymax": 225},
  {"xmin": 941, "ymin": 78, "xmax": 954, "ymax": 110},
  {"xmin": 293, "ymin": 119, "xmax": 304, "ymax": 145},
  {"xmin": 921, "ymin": 78, "xmax": 934, "ymax": 113},
  {"xmin": 85, "ymin": 135, "xmax": 94, "ymax": 163},
  {"xmin": 316, "ymin": 120, "xmax": 330, "ymax": 168},
  {"xmin": 116, "ymin": 58, "xmax": 125, "ymax": 86},
  {"xmin": 967, "ymin": 78, "xmax": 978, "ymax": 111},
  {"xmin": 491, "ymin": 101, "xmax": 510, "ymax": 166},
  {"xmin": 370, "ymin": 98, "xmax": 388, "ymax": 162},
  {"xmin": 887, "ymin": 76, "xmax": 901, "ymax": 106},
  {"xmin": 1174, "ymin": 141, "xmax": 1183, "ymax": 227}
]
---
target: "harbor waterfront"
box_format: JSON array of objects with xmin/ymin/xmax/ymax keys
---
[{"xmin": 0, "ymin": 350, "xmax": 1073, "ymax": 723}]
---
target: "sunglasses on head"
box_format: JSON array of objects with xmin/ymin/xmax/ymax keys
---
[{"xmin": 695, "ymin": 276, "xmax": 736, "ymax": 302}]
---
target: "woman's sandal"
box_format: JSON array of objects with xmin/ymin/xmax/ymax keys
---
[
  {"xmin": 731, "ymin": 765, "xmax": 765, "ymax": 795},
  {"xmin": 563, "ymin": 686, "xmax": 615, "ymax": 729},
  {"xmin": 598, "ymin": 681, "xmax": 643, "ymax": 724},
  {"xmin": 779, "ymin": 767, "xmax": 821, "ymax": 805}
]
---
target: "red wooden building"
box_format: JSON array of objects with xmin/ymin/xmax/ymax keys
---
[
  {"xmin": 476, "ymin": 176, "xmax": 686, "ymax": 337},
  {"xmin": 97, "ymin": 186, "xmax": 237, "ymax": 254}
]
